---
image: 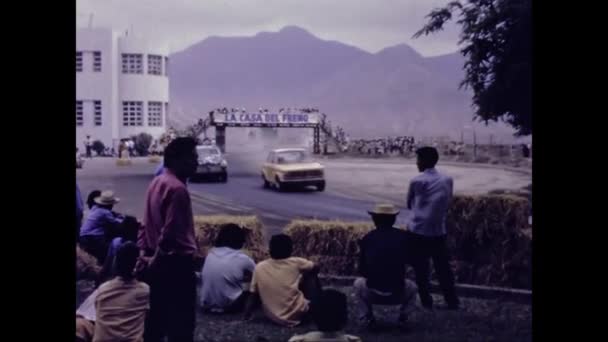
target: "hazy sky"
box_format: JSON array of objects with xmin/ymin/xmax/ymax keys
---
[{"xmin": 76, "ymin": 0, "xmax": 461, "ymax": 56}]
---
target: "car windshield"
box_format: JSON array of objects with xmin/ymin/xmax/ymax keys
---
[
  {"xmin": 197, "ymin": 147, "xmax": 220, "ymax": 157},
  {"xmin": 275, "ymin": 150, "xmax": 310, "ymax": 164}
]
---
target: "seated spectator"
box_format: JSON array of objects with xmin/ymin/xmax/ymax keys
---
[
  {"xmin": 79, "ymin": 191, "xmax": 124, "ymax": 264},
  {"xmin": 200, "ymin": 224, "xmax": 255, "ymax": 313},
  {"xmin": 97, "ymin": 216, "xmax": 140, "ymax": 285},
  {"xmin": 94, "ymin": 242, "xmax": 150, "ymax": 342},
  {"xmin": 76, "ymin": 288, "xmax": 99, "ymax": 342},
  {"xmin": 355, "ymin": 203, "xmax": 418, "ymax": 331},
  {"xmin": 244, "ymin": 234, "xmax": 321, "ymax": 327},
  {"xmin": 288, "ymin": 289, "xmax": 362, "ymax": 342}
]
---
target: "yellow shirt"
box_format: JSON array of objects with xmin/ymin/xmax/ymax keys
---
[
  {"xmin": 250, "ymin": 257, "xmax": 314, "ymax": 326},
  {"xmin": 93, "ymin": 277, "xmax": 150, "ymax": 342},
  {"xmin": 288, "ymin": 331, "xmax": 363, "ymax": 342}
]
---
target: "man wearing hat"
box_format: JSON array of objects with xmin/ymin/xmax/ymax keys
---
[
  {"xmin": 79, "ymin": 190, "xmax": 124, "ymax": 264},
  {"xmin": 354, "ymin": 203, "xmax": 418, "ymax": 331}
]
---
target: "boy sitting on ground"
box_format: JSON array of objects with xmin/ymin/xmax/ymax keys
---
[
  {"xmin": 94, "ymin": 241, "xmax": 150, "ymax": 342},
  {"xmin": 288, "ymin": 288, "xmax": 362, "ymax": 342},
  {"xmin": 244, "ymin": 234, "xmax": 321, "ymax": 327},
  {"xmin": 200, "ymin": 224, "xmax": 256, "ymax": 313}
]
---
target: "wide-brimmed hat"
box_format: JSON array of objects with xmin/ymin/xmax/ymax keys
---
[
  {"xmin": 368, "ymin": 203, "xmax": 400, "ymax": 216},
  {"xmin": 94, "ymin": 191, "xmax": 120, "ymax": 206}
]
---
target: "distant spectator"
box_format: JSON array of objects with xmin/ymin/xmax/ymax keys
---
[
  {"xmin": 85, "ymin": 135, "xmax": 92, "ymax": 158},
  {"xmin": 94, "ymin": 242, "xmax": 150, "ymax": 342},
  {"xmin": 522, "ymin": 143, "xmax": 530, "ymax": 158},
  {"xmin": 289, "ymin": 289, "xmax": 362, "ymax": 342},
  {"xmin": 406, "ymin": 147, "xmax": 459, "ymax": 310},
  {"xmin": 244, "ymin": 234, "xmax": 321, "ymax": 327},
  {"xmin": 355, "ymin": 203, "xmax": 417, "ymax": 331},
  {"xmin": 200, "ymin": 224, "xmax": 255, "ymax": 313},
  {"xmin": 79, "ymin": 191, "xmax": 124, "ymax": 264}
]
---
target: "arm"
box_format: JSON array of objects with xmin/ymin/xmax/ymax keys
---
[
  {"xmin": 243, "ymin": 292, "xmax": 259, "ymax": 320},
  {"xmin": 243, "ymin": 269, "xmax": 259, "ymax": 320},
  {"xmin": 406, "ymin": 180, "xmax": 416, "ymax": 210},
  {"xmin": 358, "ymin": 239, "xmax": 368, "ymax": 278}
]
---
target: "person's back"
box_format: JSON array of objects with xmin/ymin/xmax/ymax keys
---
[
  {"xmin": 407, "ymin": 169, "xmax": 453, "ymax": 237},
  {"xmin": 248, "ymin": 234, "xmax": 318, "ymax": 327},
  {"xmin": 253, "ymin": 257, "xmax": 313, "ymax": 325},
  {"xmin": 200, "ymin": 243, "xmax": 255, "ymax": 311},
  {"xmin": 94, "ymin": 278, "xmax": 149, "ymax": 342},
  {"xmin": 94, "ymin": 242, "xmax": 149, "ymax": 342},
  {"xmin": 360, "ymin": 227, "xmax": 409, "ymax": 293}
]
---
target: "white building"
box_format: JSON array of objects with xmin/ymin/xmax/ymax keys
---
[{"xmin": 76, "ymin": 27, "xmax": 169, "ymax": 151}]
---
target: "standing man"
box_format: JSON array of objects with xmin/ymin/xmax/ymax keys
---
[
  {"xmin": 138, "ymin": 137, "xmax": 199, "ymax": 342},
  {"xmin": 406, "ymin": 146, "xmax": 459, "ymax": 310},
  {"xmin": 85, "ymin": 135, "xmax": 92, "ymax": 158}
]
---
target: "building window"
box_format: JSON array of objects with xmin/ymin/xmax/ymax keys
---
[
  {"xmin": 76, "ymin": 52, "xmax": 83, "ymax": 72},
  {"xmin": 94, "ymin": 100, "xmax": 102, "ymax": 126},
  {"xmin": 76, "ymin": 101, "xmax": 83, "ymax": 126},
  {"xmin": 122, "ymin": 101, "xmax": 143, "ymax": 126},
  {"xmin": 148, "ymin": 101, "xmax": 163, "ymax": 126},
  {"xmin": 164, "ymin": 57, "xmax": 169, "ymax": 76},
  {"xmin": 122, "ymin": 54, "xmax": 143, "ymax": 74},
  {"xmin": 93, "ymin": 51, "xmax": 102, "ymax": 72},
  {"xmin": 148, "ymin": 55, "xmax": 163, "ymax": 75}
]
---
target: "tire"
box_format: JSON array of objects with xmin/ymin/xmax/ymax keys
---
[
  {"xmin": 317, "ymin": 181, "xmax": 326, "ymax": 192},
  {"xmin": 219, "ymin": 172, "xmax": 228, "ymax": 183},
  {"xmin": 275, "ymin": 176, "xmax": 284, "ymax": 192},
  {"xmin": 262, "ymin": 174, "xmax": 270, "ymax": 189}
]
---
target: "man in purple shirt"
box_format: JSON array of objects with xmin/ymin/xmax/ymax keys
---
[{"xmin": 138, "ymin": 137, "xmax": 199, "ymax": 342}]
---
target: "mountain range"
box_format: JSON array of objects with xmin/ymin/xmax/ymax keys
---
[{"xmin": 169, "ymin": 26, "xmax": 519, "ymax": 142}]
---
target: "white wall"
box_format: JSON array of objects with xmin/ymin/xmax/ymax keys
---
[
  {"xmin": 76, "ymin": 28, "xmax": 117, "ymax": 149},
  {"xmin": 76, "ymin": 28, "xmax": 170, "ymax": 150},
  {"xmin": 118, "ymin": 35, "xmax": 169, "ymax": 142}
]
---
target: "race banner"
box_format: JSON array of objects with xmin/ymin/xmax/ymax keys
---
[{"xmin": 211, "ymin": 112, "xmax": 320, "ymax": 128}]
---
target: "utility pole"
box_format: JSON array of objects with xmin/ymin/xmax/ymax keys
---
[{"xmin": 473, "ymin": 130, "xmax": 477, "ymax": 158}]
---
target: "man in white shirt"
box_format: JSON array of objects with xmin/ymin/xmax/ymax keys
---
[
  {"xmin": 406, "ymin": 146, "xmax": 459, "ymax": 310},
  {"xmin": 200, "ymin": 224, "xmax": 255, "ymax": 313}
]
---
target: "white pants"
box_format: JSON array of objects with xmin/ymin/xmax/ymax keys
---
[{"xmin": 354, "ymin": 277, "xmax": 418, "ymax": 321}]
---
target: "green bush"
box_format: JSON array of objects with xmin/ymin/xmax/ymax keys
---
[
  {"xmin": 131, "ymin": 133, "xmax": 153, "ymax": 156},
  {"xmin": 92, "ymin": 140, "xmax": 105, "ymax": 155}
]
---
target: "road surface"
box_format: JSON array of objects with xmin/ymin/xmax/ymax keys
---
[{"xmin": 77, "ymin": 155, "xmax": 530, "ymax": 238}]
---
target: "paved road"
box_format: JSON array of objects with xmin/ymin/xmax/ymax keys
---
[{"xmin": 77, "ymin": 155, "xmax": 530, "ymax": 237}]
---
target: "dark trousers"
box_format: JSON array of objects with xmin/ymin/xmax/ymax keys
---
[
  {"xmin": 143, "ymin": 254, "xmax": 196, "ymax": 342},
  {"xmin": 86, "ymin": 146, "xmax": 92, "ymax": 158},
  {"xmin": 407, "ymin": 233, "xmax": 459, "ymax": 308},
  {"xmin": 79, "ymin": 235, "xmax": 109, "ymax": 265}
]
